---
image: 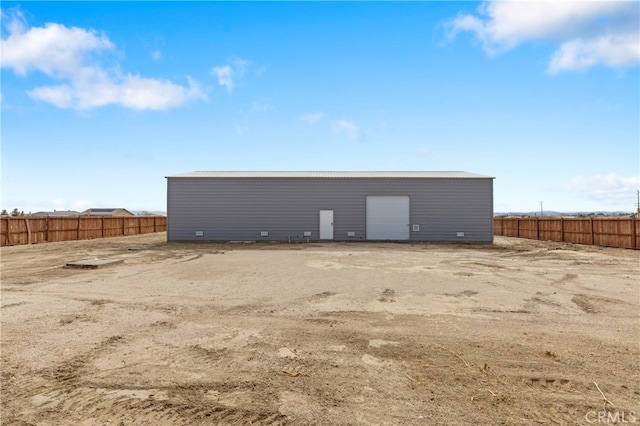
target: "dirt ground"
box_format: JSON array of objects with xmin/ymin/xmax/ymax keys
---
[{"xmin": 1, "ymin": 233, "xmax": 638, "ymax": 425}]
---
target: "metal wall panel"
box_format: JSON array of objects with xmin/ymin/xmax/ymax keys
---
[{"xmin": 166, "ymin": 177, "xmax": 494, "ymax": 242}]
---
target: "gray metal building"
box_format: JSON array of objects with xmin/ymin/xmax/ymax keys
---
[{"xmin": 166, "ymin": 171, "xmax": 494, "ymax": 242}]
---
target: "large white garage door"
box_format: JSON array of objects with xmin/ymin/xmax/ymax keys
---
[{"xmin": 366, "ymin": 196, "xmax": 410, "ymax": 240}]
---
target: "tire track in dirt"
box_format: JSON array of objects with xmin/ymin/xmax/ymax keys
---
[
  {"xmin": 3, "ymin": 329, "xmax": 291, "ymax": 426},
  {"xmin": 22, "ymin": 385, "xmax": 289, "ymax": 425}
]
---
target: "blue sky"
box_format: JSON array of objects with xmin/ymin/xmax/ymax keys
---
[{"xmin": 1, "ymin": 1, "xmax": 638, "ymax": 214}]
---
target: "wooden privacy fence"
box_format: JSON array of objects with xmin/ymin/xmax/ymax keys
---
[
  {"xmin": 0, "ymin": 216, "xmax": 167, "ymax": 247},
  {"xmin": 494, "ymin": 217, "xmax": 640, "ymax": 250}
]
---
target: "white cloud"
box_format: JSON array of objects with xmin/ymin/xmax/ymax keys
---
[
  {"xmin": 448, "ymin": 1, "xmax": 639, "ymax": 72},
  {"xmin": 231, "ymin": 56, "xmax": 249, "ymax": 78},
  {"xmin": 2, "ymin": 8, "xmax": 27, "ymax": 35},
  {"xmin": 26, "ymin": 70, "xmax": 204, "ymax": 111},
  {"xmin": 300, "ymin": 112, "xmax": 325, "ymax": 124},
  {"xmin": 27, "ymin": 84, "xmax": 74, "ymax": 108},
  {"xmin": 0, "ymin": 10, "xmax": 204, "ymax": 110},
  {"xmin": 568, "ymin": 173, "xmax": 639, "ymax": 203},
  {"xmin": 211, "ymin": 65, "xmax": 234, "ymax": 93},
  {"xmin": 549, "ymin": 34, "xmax": 640, "ymax": 73},
  {"xmin": 210, "ymin": 57, "xmax": 262, "ymax": 94},
  {"xmin": 120, "ymin": 74, "xmax": 203, "ymax": 110},
  {"xmin": 334, "ymin": 119, "xmax": 360, "ymax": 141},
  {"xmin": 1, "ymin": 21, "xmax": 114, "ymax": 76}
]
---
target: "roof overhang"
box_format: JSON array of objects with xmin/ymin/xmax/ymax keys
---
[{"xmin": 166, "ymin": 171, "xmax": 495, "ymax": 179}]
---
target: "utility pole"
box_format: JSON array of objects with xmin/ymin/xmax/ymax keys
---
[{"xmin": 540, "ymin": 201, "xmax": 544, "ymax": 217}]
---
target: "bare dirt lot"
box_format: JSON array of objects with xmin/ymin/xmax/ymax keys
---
[{"xmin": 1, "ymin": 234, "xmax": 638, "ymax": 425}]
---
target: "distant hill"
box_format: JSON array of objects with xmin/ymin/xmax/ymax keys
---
[
  {"xmin": 132, "ymin": 210, "xmax": 166, "ymax": 216},
  {"xmin": 494, "ymin": 211, "xmax": 634, "ymax": 217}
]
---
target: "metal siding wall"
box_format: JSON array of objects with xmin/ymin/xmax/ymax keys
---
[
  {"xmin": 410, "ymin": 178, "xmax": 494, "ymax": 242},
  {"xmin": 166, "ymin": 177, "xmax": 493, "ymax": 242}
]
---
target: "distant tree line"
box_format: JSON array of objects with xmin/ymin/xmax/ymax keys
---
[{"xmin": 1, "ymin": 208, "xmax": 29, "ymax": 216}]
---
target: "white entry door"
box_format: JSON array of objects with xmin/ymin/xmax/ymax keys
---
[
  {"xmin": 366, "ymin": 196, "xmax": 410, "ymax": 240},
  {"xmin": 319, "ymin": 210, "xmax": 334, "ymax": 240}
]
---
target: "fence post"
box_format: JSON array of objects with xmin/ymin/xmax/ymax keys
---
[
  {"xmin": 25, "ymin": 218, "xmax": 32, "ymax": 244},
  {"xmin": 536, "ymin": 217, "xmax": 540, "ymax": 240},
  {"xmin": 101, "ymin": 217, "xmax": 104, "ymax": 238},
  {"xmin": 6, "ymin": 217, "xmax": 10, "ymax": 246},
  {"xmin": 590, "ymin": 218, "xmax": 594, "ymax": 245},
  {"xmin": 516, "ymin": 218, "xmax": 520, "ymax": 238},
  {"xmin": 632, "ymin": 218, "xmax": 637, "ymax": 250},
  {"xmin": 560, "ymin": 218, "xmax": 564, "ymax": 243}
]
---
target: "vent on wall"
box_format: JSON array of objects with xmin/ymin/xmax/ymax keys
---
[
  {"xmin": 347, "ymin": 231, "xmax": 355, "ymax": 237},
  {"xmin": 457, "ymin": 232, "xmax": 465, "ymax": 237},
  {"xmin": 261, "ymin": 231, "xmax": 269, "ymax": 237},
  {"xmin": 195, "ymin": 231, "xmax": 203, "ymax": 237},
  {"xmin": 412, "ymin": 225, "xmax": 420, "ymax": 232}
]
